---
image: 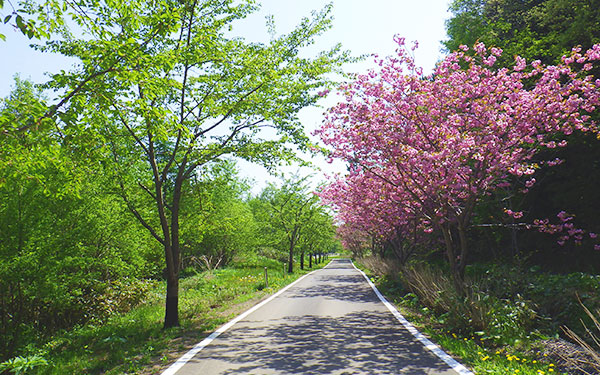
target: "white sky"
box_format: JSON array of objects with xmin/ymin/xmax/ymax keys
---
[{"xmin": 0, "ymin": 0, "xmax": 452, "ymax": 193}]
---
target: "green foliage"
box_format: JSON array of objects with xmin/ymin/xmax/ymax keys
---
[
  {"xmin": 181, "ymin": 160, "xmax": 256, "ymax": 271},
  {"xmin": 0, "ymin": 179, "xmax": 160, "ymax": 358},
  {"xmin": 444, "ymin": 0, "xmax": 600, "ymax": 65},
  {"xmin": 251, "ymin": 174, "xmax": 339, "ymax": 272},
  {"xmin": 468, "ymin": 263, "xmax": 600, "ymax": 337},
  {"xmin": 399, "ymin": 263, "xmax": 537, "ymax": 346},
  {"xmin": 0, "ymin": 80, "xmax": 162, "ymax": 360},
  {"xmin": 24, "ymin": 0, "xmax": 348, "ymax": 327},
  {"xmin": 0, "ymin": 354, "xmax": 48, "ymax": 375},
  {"xmin": 0, "ymin": 77, "xmax": 84, "ymax": 197}
]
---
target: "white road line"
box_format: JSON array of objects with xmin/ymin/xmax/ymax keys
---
[
  {"xmin": 161, "ymin": 263, "xmax": 330, "ymax": 375},
  {"xmin": 350, "ymin": 260, "xmax": 474, "ymax": 375}
]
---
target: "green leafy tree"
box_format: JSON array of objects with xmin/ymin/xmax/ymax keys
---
[
  {"xmin": 444, "ymin": 0, "xmax": 600, "ymax": 64},
  {"xmin": 297, "ymin": 207, "xmax": 337, "ymax": 269},
  {"xmin": 0, "ymin": 80, "xmax": 160, "ymax": 359},
  {"xmin": 258, "ymin": 176, "xmax": 323, "ymax": 273},
  {"xmin": 180, "ymin": 160, "xmax": 256, "ymax": 271},
  {"xmin": 36, "ymin": 0, "xmax": 346, "ymax": 328}
]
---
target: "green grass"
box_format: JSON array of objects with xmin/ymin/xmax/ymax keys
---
[
  {"xmin": 356, "ymin": 260, "xmax": 564, "ymax": 375},
  {"xmin": 8, "ymin": 255, "xmax": 328, "ymax": 375},
  {"xmin": 427, "ymin": 334, "xmax": 559, "ymax": 375}
]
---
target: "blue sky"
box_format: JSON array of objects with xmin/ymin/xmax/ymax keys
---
[{"xmin": 0, "ymin": 0, "xmax": 453, "ymax": 191}]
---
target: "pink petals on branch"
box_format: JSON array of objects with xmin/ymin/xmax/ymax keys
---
[{"xmin": 318, "ymin": 38, "xmax": 600, "ymax": 251}]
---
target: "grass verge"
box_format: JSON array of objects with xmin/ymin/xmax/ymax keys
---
[
  {"xmin": 10, "ymin": 256, "xmax": 328, "ymax": 375},
  {"xmin": 355, "ymin": 259, "xmax": 564, "ymax": 375}
]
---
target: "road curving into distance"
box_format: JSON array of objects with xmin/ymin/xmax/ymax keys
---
[{"xmin": 162, "ymin": 258, "xmax": 473, "ymax": 375}]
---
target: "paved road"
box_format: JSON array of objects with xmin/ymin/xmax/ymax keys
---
[{"xmin": 167, "ymin": 259, "xmax": 469, "ymax": 374}]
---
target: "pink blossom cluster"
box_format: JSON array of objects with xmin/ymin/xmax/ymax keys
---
[
  {"xmin": 336, "ymin": 222, "xmax": 372, "ymax": 253},
  {"xmin": 534, "ymin": 212, "xmax": 599, "ymax": 249},
  {"xmin": 316, "ymin": 37, "xmax": 600, "ymax": 252}
]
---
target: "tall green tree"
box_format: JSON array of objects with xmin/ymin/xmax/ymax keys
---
[
  {"xmin": 180, "ymin": 160, "xmax": 256, "ymax": 271},
  {"xmin": 38, "ymin": 0, "xmax": 346, "ymax": 327},
  {"xmin": 0, "ymin": 80, "xmax": 160, "ymax": 358},
  {"xmin": 444, "ymin": 0, "xmax": 600, "ymax": 64},
  {"xmin": 258, "ymin": 176, "xmax": 322, "ymax": 273}
]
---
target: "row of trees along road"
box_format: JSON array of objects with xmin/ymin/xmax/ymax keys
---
[
  {"xmin": 0, "ymin": 97, "xmax": 340, "ymax": 358},
  {"xmin": 0, "ymin": 0, "xmax": 349, "ymax": 336},
  {"xmin": 318, "ymin": 39, "xmax": 600, "ymax": 293},
  {"xmin": 252, "ymin": 175, "xmax": 339, "ymax": 273}
]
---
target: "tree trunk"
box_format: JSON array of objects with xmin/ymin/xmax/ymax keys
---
[
  {"xmin": 300, "ymin": 251, "xmax": 304, "ymax": 270},
  {"xmin": 309, "ymin": 253, "xmax": 312, "ymax": 268},
  {"xmin": 164, "ymin": 171, "xmax": 184, "ymax": 328},
  {"xmin": 288, "ymin": 241, "xmax": 294, "ymax": 273},
  {"xmin": 164, "ymin": 272, "xmax": 179, "ymax": 328},
  {"xmin": 440, "ymin": 224, "xmax": 466, "ymax": 296},
  {"xmin": 288, "ymin": 226, "xmax": 299, "ymax": 273}
]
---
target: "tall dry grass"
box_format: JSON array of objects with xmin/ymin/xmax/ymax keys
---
[
  {"xmin": 399, "ymin": 263, "xmax": 536, "ymax": 345},
  {"xmin": 562, "ymin": 302, "xmax": 600, "ymax": 374},
  {"xmin": 358, "ymin": 255, "xmax": 403, "ymax": 278}
]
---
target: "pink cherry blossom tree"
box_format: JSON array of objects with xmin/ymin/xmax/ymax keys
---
[{"xmin": 317, "ymin": 37, "xmax": 600, "ymax": 291}]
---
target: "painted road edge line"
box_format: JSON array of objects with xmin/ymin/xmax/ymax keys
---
[
  {"xmin": 351, "ymin": 261, "xmax": 474, "ymax": 375},
  {"xmin": 161, "ymin": 262, "xmax": 331, "ymax": 375}
]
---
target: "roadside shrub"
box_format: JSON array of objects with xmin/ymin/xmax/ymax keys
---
[
  {"xmin": 400, "ymin": 263, "xmax": 536, "ymax": 346},
  {"xmin": 468, "ymin": 263, "xmax": 600, "ymax": 338},
  {"xmin": 91, "ymin": 278, "xmax": 157, "ymax": 321},
  {"xmin": 0, "ymin": 354, "xmax": 48, "ymax": 375}
]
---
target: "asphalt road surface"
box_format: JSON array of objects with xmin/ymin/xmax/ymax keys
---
[{"xmin": 165, "ymin": 259, "xmax": 470, "ymax": 374}]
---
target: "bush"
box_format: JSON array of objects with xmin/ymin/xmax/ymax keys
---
[
  {"xmin": 400, "ymin": 263, "xmax": 537, "ymax": 346},
  {"xmin": 358, "ymin": 255, "xmax": 402, "ymax": 279},
  {"xmin": 467, "ymin": 263, "xmax": 600, "ymax": 338},
  {"xmin": 0, "ymin": 354, "xmax": 48, "ymax": 375}
]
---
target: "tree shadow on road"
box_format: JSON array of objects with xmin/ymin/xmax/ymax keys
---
[
  {"xmin": 185, "ymin": 310, "xmax": 458, "ymax": 374},
  {"xmin": 284, "ymin": 274, "xmax": 376, "ymax": 304}
]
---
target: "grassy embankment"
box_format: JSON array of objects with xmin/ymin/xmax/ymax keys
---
[
  {"xmin": 3, "ymin": 255, "xmax": 328, "ymax": 375},
  {"xmin": 354, "ymin": 258, "xmax": 600, "ymax": 375}
]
